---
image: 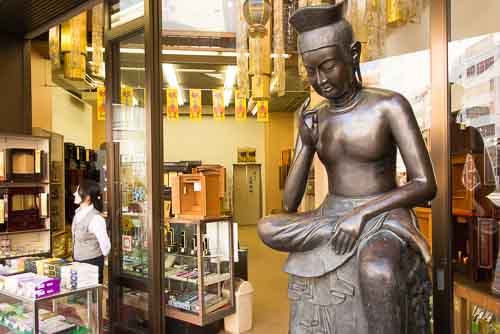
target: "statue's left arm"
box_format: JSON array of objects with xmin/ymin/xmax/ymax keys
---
[{"xmin": 332, "ymin": 94, "xmax": 437, "ymax": 254}]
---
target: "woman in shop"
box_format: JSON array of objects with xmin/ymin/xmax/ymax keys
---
[{"xmin": 72, "ymin": 179, "xmax": 110, "ymax": 284}]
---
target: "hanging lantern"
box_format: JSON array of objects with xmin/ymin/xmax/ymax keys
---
[
  {"xmin": 244, "ymin": 0, "xmax": 272, "ymax": 101},
  {"xmin": 237, "ymin": 0, "xmax": 250, "ymax": 98},
  {"xmin": 92, "ymin": 4, "xmax": 104, "ymax": 76},
  {"xmin": 61, "ymin": 12, "xmax": 87, "ymax": 80},
  {"xmin": 273, "ymin": 0, "xmax": 286, "ymax": 97},
  {"xmin": 243, "ymin": 0, "xmax": 272, "ymax": 38},
  {"xmin": 48, "ymin": 26, "xmax": 60, "ymax": 70}
]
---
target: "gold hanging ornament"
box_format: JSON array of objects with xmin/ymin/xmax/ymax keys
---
[
  {"xmin": 273, "ymin": 0, "xmax": 286, "ymax": 96},
  {"xmin": 61, "ymin": 12, "xmax": 87, "ymax": 80},
  {"xmin": 92, "ymin": 4, "xmax": 104, "ymax": 76},
  {"xmin": 48, "ymin": 26, "xmax": 60, "ymax": 70},
  {"xmin": 243, "ymin": 0, "xmax": 272, "ymax": 101},
  {"xmin": 237, "ymin": 0, "xmax": 250, "ymax": 98}
]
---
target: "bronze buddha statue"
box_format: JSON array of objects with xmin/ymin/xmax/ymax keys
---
[{"xmin": 258, "ymin": 3, "xmax": 437, "ymax": 333}]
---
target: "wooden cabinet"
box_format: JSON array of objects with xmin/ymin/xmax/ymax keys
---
[
  {"xmin": 415, "ymin": 207, "xmax": 432, "ymax": 253},
  {"xmin": 172, "ymin": 172, "xmax": 222, "ymax": 219}
]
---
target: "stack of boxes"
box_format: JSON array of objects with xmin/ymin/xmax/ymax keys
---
[{"xmin": 60, "ymin": 262, "xmax": 99, "ymax": 289}]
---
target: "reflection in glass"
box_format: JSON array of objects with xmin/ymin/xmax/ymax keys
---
[
  {"xmin": 162, "ymin": 0, "xmax": 237, "ymax": 33},
  {"xmin": 115, "ymin": 34, "xmax": 149, "ymax": 278},
  {"xmin": 109, "ymin": 0, "xmax": 144, "ymax": 28}
]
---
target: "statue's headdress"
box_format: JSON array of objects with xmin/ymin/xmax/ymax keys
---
[{"xmin": 289, "ymin": 2, "xmax": 354, "ymax": 54}]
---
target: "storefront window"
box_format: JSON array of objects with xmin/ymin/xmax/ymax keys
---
[
  {"xmin": 449, "ymin": 1, "xmax": 500, "ymax": 331},
  {"xmin": 113, "ymin": 33, "xmax": 148, "ymax": 278}
]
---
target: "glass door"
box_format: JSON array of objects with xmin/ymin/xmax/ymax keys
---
[{"xmin": 107, "ymin": 31, "xmax": 152, "ymax": 334}]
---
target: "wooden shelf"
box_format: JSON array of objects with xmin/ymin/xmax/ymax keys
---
[
  {"xmin": 0, "ymin": 182, "xmax": 50, "ymax": 188},
  {"xmin": 52, "ymin": 230, "xmax": 66, "ymax": 237},
  {"xmin": 0, "ymin": 228, "xmax": 50, "ymax": 236},
  {"xmin": 454, "ymin": 273, "xmax": 500, "ymax": 315},
  {"xmin": 0, "ymin": 251, "xmax": 49, "ymax": 261},
  {"xmin": 165, "ymin": 272, "xmax": 230, "ymax": 286}
]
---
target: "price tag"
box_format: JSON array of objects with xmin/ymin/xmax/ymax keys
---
[
  {"xmin": 0, "ymin": 199, "xmax": 4, "ymax": 224},
  {"xmin": 35, "ymin": 150, "xmax": 41, "ymax": 173},
  {"xmin": 194, "ymin": 182, "xmax": 202, "ymax": 192},
  {"xmin": 0, "ymin": 151, "xmax": 4, "ymax": 180}
]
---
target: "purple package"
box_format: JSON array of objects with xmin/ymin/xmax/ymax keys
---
[{"xmin": 33, "ymin": 277, "xmax": 61, "ymax": 298}]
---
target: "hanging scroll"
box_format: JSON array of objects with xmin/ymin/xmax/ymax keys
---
[
  {"xmin": 190, "ymin": 89, "xmax": 203, "ymax": 120},
  {"xmin": 212, "ymin": 89, "xmax": 225, "ymax": 120},
  {"xmin": 97, "ymin": 86, "xmax": 106, "ymax": 121},
  {"xmin": 235, "ymin": 90, "xmax": 247, "ymax": 121},
  {"xmin": 257, "ymin": 100, "xmax": 269, "ymax": 122},
  {"xmin": 166, "ymin": 88, "xmax": 179, "ymax": 120}
]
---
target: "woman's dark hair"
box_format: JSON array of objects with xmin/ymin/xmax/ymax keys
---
[{"xmin": 78, "ymin": 179, "xmax": 103, "ymax": 212}]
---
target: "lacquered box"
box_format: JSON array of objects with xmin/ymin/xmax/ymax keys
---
[
  {"xmin": 4, "ymin": 149, "xmax": 47, "ymax": 182},
  {"xmin": 0, "ymin": 187, "xmax": 47, "ymax": 232}
]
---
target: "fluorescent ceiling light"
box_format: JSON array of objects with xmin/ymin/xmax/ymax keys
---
[
  {"xmin": 87, "ymin": 46, "xmax": 291, "ymax": 59},
  {"xmin": 162, "ymin": 63, "xmax": 185, "ymax": 106},
  {"xmin": 224, "ymin": 65, "xmax": 238, "ymax": 106},
  {"xmin": 250, "ymin": 104, "xmax": 258, "ymax": 116},
  {"xmin": 121, "ymin": 67, "xmax": 145, "ymax": 71},
  {"xmin": 176, "ymin": 69, "xmax": 217, "ymax": 73}
]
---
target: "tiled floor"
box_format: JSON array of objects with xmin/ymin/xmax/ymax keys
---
[{"xmin": 221, "ymin": 225, "xmax": 290, "ymax": 334}]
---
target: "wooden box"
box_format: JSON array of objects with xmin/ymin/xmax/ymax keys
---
[
  {"xmin": 192, "ymin": 165, "xmax": 226, "ymax": 198},
  {"xmin": 4, "ymin": 148, "xmax": 47, "ymax": 182},
  {"xmin": 172, "ymin": 172, "xmax": 222, "ymax": 219}
]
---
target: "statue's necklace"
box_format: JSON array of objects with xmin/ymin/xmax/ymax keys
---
[{"xmin": 328, "ymin": 90, "xmax": 364, "ymax": 114}]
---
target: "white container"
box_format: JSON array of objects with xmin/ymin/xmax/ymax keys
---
[{"xmin": 224, "ymin": 280, "xmax": 254, "ymax": 334}]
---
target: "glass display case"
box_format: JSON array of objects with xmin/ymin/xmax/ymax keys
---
[
  {"xmin": 0, "ymin": 283, "xmax": 102, "ymax": 333},
  {"xmin": 164, "ymin": 216, "xmax": 235, "ymax": 326}
]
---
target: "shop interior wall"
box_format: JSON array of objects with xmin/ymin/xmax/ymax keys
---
[
  {"xmin": 0, "ymin": 33, "xmax": 31, "ymax": 135},
  {"xmin": 31, "ymin": 44, "xmax": 53, "ymax": 131},
  {"xmin": 265, "ymin": 112, "xmax": 295, "ymax": 215},
  {"xmin": 163, "ymin": 113, "xmax": 267, "ymax": 215},
  {"xmin": 31, "ymin": 45, "xmax": 100, "ymax": 150},
  {"xmin": 51, "ymin": 88, "xmax": 93, "ymax": 148}
]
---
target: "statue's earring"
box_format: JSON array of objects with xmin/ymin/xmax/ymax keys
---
[{"xmin": 351, "ymin": 41, "xmax": 363, "ymax": 89}]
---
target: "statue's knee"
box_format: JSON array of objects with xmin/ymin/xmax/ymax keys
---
[
  {"xmin": 257, "ymin": 215, "xmax": 281, "ymax": 245},
  {"xmin": 358, "ymin": 232, "xmax": 403, "ymax": 288}
]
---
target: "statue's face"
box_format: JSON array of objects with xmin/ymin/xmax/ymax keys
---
[{"xmin": 302, "ymin": 45, "xmax": 354, "ymax": 100}]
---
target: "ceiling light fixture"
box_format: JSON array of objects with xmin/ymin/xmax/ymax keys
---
[
  {"xmin": 176, "ymin": 68, "xmax": 217, "ymax": 73},
  {"xmin": 87, "ymin": 47, "xmax": 291, "ymax": 59},
  {"xmin": 224, "ymin": 66, "xmax": 238, "ymax": 106},
  {"xmin": 162, "ymin": 63, "xmax": 185, "ymax": 106}
]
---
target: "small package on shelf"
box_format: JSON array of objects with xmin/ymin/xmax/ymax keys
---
[
  {"xmin": 60, "ymin": 262, "xmax": 99, "ymax": 289},
  {"xmin": 20, "ymin": 276, "xmax": 61, "ymax": 299}
]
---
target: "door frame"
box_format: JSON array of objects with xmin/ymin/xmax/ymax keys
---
[{"xmin": 104, "ymin": 0, "xmax": 164, "ymax": 332}]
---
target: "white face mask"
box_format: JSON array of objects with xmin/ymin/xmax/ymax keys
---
[{"xmin": 74, "ymin": 187, "xmax": 83, "ymax": 205}]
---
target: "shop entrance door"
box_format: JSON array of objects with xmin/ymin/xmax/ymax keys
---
[{"xmin": 105, "ymin": 6, "xmax": 164, "ymax": 330}]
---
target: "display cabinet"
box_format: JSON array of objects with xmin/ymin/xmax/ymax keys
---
[
  {"xmin": 0, "ymin": 283, "xmax": 102, "ymax": 333},
  {"xmin": 164, "ymin": 216, "xmax": 235, "ymax": 326},
  {"xmin": 0, "ymin": 133, "xmax": 51, "ymax": 260},
  {"xmin": 32, "ymin": 128, "xmax": 67, "ymax": 258}
]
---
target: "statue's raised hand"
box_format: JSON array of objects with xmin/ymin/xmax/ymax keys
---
[
  {"xmin": 330, "ymin": 210, "xmax": 366, "ymax": 255},
  {"xmin": 298, "ymin": 97, "xmax": 319, "ymax": 147}
]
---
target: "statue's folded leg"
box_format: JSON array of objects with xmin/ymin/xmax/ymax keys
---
[{"xmin": 258, "ymin": 209, "xmax": 334, "ymax": 252}]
